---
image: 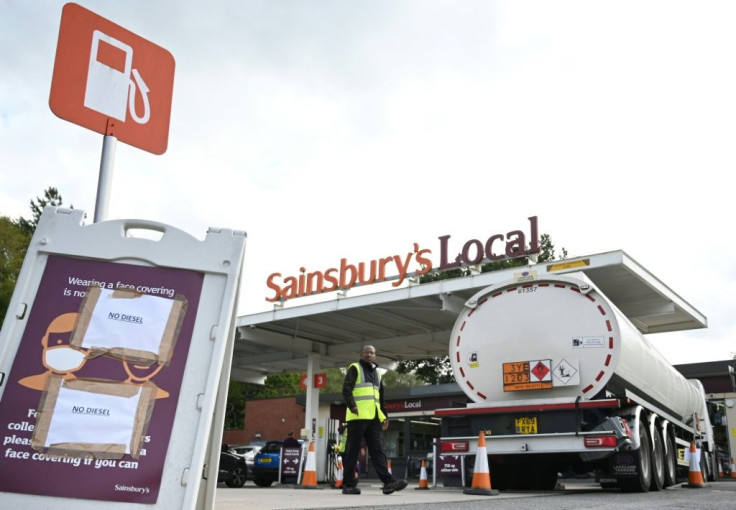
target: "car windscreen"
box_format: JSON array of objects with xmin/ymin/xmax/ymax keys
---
[{"xmin": 260, "ymin": 443, "xmax": 283, "ymax": 454}]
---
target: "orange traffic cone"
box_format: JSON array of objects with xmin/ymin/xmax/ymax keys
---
[
  {"xmin": 463, "ymin": 431, "xmax": 498, "ymax": 496},
  {"xmin": 334, "ymin": 456, "xmax": 344, "ymax": 489},
  {"xmin": 296, "ymin": 442, "xmax": 320, "ymax": 489},
  {"xmin": 414, "ymin": 459, "xmax": 430, "ymax": 490},
  {"xmin": 387, "ymin": 459, "xmax": 393, "ymax": 476},
  {"xmin": 683, "ymin": 441, "xmax": 706, "ymax": 488},
  {"xmin": 719, "ymin": 458, "xmax": 725, "ymax": 478},
  {"xmin": 731, "ymin": 459, "xmax": 736, "ymax": 479}
]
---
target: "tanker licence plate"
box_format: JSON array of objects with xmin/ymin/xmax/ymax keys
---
[{"xmin": 515, "ymin": 417, "xmax": 537, "ymax": 434}]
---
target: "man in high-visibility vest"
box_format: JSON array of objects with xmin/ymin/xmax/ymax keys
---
[{"xmin": 340, "ymin": 345, "xmax": 407, "ymax": 495}]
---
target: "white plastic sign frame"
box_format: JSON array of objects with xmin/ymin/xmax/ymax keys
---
[{"xmin": 0, "ymin": 207, "xmax": 246, "ymax": 510}]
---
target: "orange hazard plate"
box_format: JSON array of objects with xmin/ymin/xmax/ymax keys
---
[{"xmin": 503, "ymin": 361, "xmax": 552, "ymax": 391}]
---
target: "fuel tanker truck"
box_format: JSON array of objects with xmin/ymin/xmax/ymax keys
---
[{"xmin": 436, "ymin": 272, "xmax": 715, "ymax": 492}]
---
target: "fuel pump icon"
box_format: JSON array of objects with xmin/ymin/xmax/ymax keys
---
[{"xmin": 84, "ymin": 30, "xmax": 151, "ymax": 124}]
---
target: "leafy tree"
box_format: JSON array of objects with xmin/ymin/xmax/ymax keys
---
[
  {"xmin": 394, "ymin": 357, "xmax": 453, "ymax": 385},
  {"xmin": 0, "ymin": 187, "xmax": 68, "ymax": 328},
  {"xmin": 15, "ymin": 187, "xmax": 65, "ymax": 236},
  {"xmin": 224, "ymin": 380, "xmax": 250, "ymax": 430},
  {"xmin": 382, "ymin": 368, "xmax": 425, "ymax": 388},
  {"xmin": 321, "ymin": 367, "xmax": 347, "ymax": 394},
  {"xmin": 0, "ymin": 217, "xmax": 31, "ymax": 327},
  {"xmin": 252, "ymin": 373, "xmax": 302, "ymax": 398},
  {"xmin": 535, "ymin": 233, "xmax": 568, "ymax": 263},
  {"xmin": 419, "ymin": 267, "xmax": 469, "ymax": 283}
]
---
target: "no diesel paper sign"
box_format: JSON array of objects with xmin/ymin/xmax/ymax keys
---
[{"xmin": 49, "ymin": 3, "xmax": 175, "ymax": 155}]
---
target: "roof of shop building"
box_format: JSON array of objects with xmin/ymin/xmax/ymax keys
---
[
  {"xmin": 231, "ymin": 250, "xmax": 706, "ymax": 383},
  {"xmin": 675, "ymin": 360, "xmax": 736, "ymax": 378}
]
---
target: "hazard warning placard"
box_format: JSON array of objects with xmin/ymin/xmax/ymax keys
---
[{"xmin": 502, "ymin": 360, "xmax": 553, "ymax": 391}]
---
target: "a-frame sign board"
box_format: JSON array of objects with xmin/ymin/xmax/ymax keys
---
[{"xmin": 0, "ymin": 207, "xmax": 246, "ymax": 510}]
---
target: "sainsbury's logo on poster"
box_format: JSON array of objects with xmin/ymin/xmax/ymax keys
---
[{"xmin": 266, "ymin": 216, "xmax": 540, "ymax": 303}]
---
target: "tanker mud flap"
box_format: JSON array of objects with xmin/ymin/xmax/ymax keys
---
[{"xmin": 610, "ymin": 452, "xmax": 641, "ymax": 479}]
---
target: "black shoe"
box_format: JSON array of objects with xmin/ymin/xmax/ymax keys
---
[
  {"xmin": 342, "ymin": 487, "xmax": 361, "ymax": 495},
  {"xmin": 382, "ymin": 479, "xmax": 408, "ymax": 494}
]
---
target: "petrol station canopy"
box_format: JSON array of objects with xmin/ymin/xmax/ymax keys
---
[{"xmin": 232, "ymin": 250, "xmax": 706, "ymax": 383}]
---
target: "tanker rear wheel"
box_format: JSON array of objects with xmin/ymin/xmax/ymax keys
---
[
  {"xmin": 649, "ymin": 427, "xmax": 665, "ymax": 491},
  {"xmin": 663, "ymin": 428, "xmax": 677, "ymax": 487},
  {"xmin": 620, "ymin": 422, "xmax": 652, "ymax": 493}
]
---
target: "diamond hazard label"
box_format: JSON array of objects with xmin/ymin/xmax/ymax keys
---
[
  {"xmin": 530, "ymin": 360, "xmax": 551, "ymax": 382},
  {"xmin": 552, "ymin": 359, "xmax": 580, "ymax": 386}
]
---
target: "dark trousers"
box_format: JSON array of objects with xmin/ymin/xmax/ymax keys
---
[{"xmin": 342, "ymin": 418, "xmax": 394, "ymax": 486}]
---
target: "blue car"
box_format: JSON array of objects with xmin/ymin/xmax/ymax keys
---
[{"xmin": 252, "ymin": 440, "xmax": 303, "ymax": 487}]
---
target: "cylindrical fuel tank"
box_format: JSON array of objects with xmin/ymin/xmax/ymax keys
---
[{"xmin": 449, "ymin": 273, "xmax": 703, "ymax": 421}]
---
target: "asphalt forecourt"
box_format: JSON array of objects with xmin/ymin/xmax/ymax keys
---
[
  {"xmin": 214, "ymin": 482, "xmax": 531, "ymax": 510},
  {"xmin": 215, "ymin": 479, "xmax": 736, "ymax": 510}
]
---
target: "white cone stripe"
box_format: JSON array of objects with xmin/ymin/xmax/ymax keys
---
[
  {"xmin": 304, "ymin": 449, "xmax": 317, "ymax": 470},
  {"xmin": 473, "ymin": 446, "xmax": 490, "ymax": 473},
  {"xmin": 691, "ymin": 448, "xmax": 701, "ymax": 471}
]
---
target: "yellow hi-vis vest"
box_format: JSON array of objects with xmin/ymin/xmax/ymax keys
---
[{"xmin": 345, "ymin": 362, "xmax": 387, "ymax": 422}]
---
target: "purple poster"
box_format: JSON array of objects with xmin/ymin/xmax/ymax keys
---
[
  {"xmin": 438, "ymin": 455, "xmax": 462, "ymax": 476},
  {"xmin": 0, "ymin": 254, "xmax": 203, "ymax": 503},
  {"xmin": 281, "ymin": 447, "xmax": 302, "ymax": 478}
]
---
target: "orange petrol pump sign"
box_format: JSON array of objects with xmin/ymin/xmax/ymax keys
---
[{"xmin": 49, "ymin": 3, "xmax": 175, "ymax": 155}]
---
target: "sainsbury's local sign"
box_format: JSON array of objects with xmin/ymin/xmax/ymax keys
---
[{"xmin": 266, "ymin": 216, "xmax": 540, "ymax": 303}]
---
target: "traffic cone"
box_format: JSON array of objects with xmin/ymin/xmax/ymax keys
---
[
  {"xmin": 731, "ymin": 459, "xmax": 736, "ymax": 479},
  {"xmin": 296, "ymin": 442, "xmax": 320, "ymax": 489},
  {"xmin": 414, "ymin": 459, "xmax": 430, "ymax": 490},
  {"xmin": 463, "ymin": 431, "xmax": 498, "ymax": 496},
  {"xmin": 387, "ymin": 459, "xmax": 393, "ymax": 475},
  {"xmin": 719, "ymin": 458, "xmax": 725, "ymax": 478},
  {"xmin": 334, "ymin": 456, "xmax": 344, "ymax": 489},
  {"xmin": 683, "ymin": 441, "xmax": 706, "ymax": 488}
]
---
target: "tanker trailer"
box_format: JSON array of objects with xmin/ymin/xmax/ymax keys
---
[{"xmin": 436, "ymin": 273, "xmax": 715, "ymax": 492}]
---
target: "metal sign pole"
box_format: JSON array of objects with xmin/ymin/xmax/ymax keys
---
[{"xmin": 93, "ymin": 134, "xmax": 117, "ymax": 223}]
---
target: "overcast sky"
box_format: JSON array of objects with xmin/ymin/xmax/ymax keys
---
[{"xmin": 2, "ymin": 1, "xmax": 734, "ymax": 365}]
